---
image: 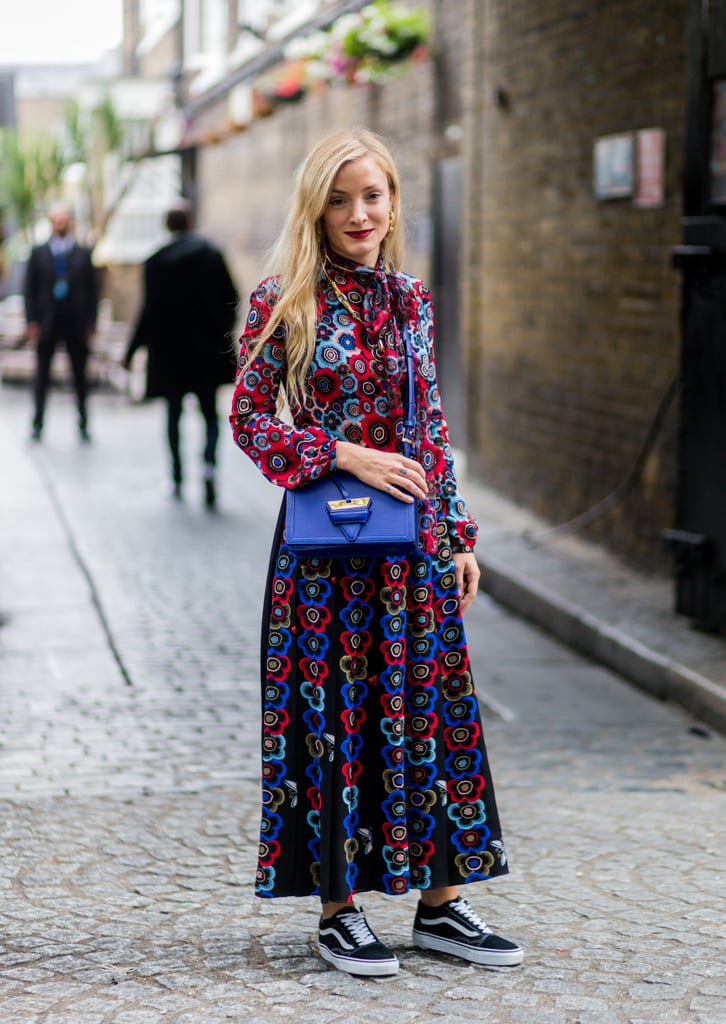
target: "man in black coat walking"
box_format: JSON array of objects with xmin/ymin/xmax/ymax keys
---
[
  {"xmin": 24, "ymin": 202, "xmax": 99, "ymax": 442},
  {"xmin": 124, "ymin": 201, "xmax": 239, "ymax": 507}
]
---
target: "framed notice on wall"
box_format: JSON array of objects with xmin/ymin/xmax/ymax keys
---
[
  {"xmin": 593, "ymin": 133, "xmax": 634, "ymax": 199},
  {"xmin": 712, "ymin": 81, "xmax": 726, "ymax": 205},
  {"xmin": 634, "ymin": 128, "xmax": 666, "ymax": 208}
]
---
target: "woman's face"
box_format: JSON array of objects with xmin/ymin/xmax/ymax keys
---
[{"xmin": 322, "ymin": 155, "xmax": 392, "ymax": 267}]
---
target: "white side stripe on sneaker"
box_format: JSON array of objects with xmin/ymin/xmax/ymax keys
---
[
  {"xmin": 419, "ymin": 913, "xmax": 485, "ymax": 939},
  {"xmin": 320, "ymin": 912, "xmax": 377, "ymax": 950},
  {"xmin": 319, "ymin": 924, "xmax": 357, "ymax": 951}
]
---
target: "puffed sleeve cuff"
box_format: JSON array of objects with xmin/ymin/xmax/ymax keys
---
[
  {"xmin": 290, "ymin": 429, "xmax": 336, "ymax": 486},
  {"xmin": 449, "ymin": 516, "xmax": 479, "ymax": 553}
]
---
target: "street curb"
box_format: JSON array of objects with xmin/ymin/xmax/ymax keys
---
[{"xmin": 478, "ymin": 551, "xmax": 726, "ymax": 736}]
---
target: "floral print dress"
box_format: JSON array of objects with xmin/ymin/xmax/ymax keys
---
[{"xmin": 230, "ymin": 253, "xmax": 509, "ymax": 902}]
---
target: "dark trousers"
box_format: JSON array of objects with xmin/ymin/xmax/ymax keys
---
[
  {"xmin": 33, "ymin": 329, "xmax": 89, "ymax": 431},
  {"xmin": 166, "ymin": 386, "xmax": 219, "ymax": 485}
]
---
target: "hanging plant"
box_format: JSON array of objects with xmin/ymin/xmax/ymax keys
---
[
  {"xmin": 284, "ymin": 1, "xmax": 430, "ymax": 88},
  {"xmin": 255, "ymin": 58, "xmax": 313, "ymax": 107},
  {"xmin": 340, "ymin": 2, "xmax": 429, "ymax": 64}
]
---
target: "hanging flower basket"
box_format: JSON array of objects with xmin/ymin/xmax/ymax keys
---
[
  {"xmin": 338, "ymin": 2, "xmax": 429, "ymax": 66},
  {"xmin": 255, "ymin": 58, "xmax": 310, "ymax": 108},
  {"xmin": 251, "ymin": 2, "xmax": 430, "ymax": 119},
  {"xmin": 284, "ymin": 1, "xmax": 430, "ymax": 88}
]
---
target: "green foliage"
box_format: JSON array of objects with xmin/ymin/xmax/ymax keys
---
[
  {"xmin": 64, "ymin": 98, "xmax": 86, "ymax": 164},
  {"xmin": 0, "ymin": 130, "xmax": 67, "ymax": 237},
  {"xmin": 94, "ymin": 92, "xmax": 124, "ymax": 153},
  {"xmin": 340, "ymin": 1, "xmax": 430, "ymax": 63},
  {"xmin": 64, "ymin": 92, "xmax": 125, "ymax": 164},
  {"xmin": 0, "ymin": 89, "xmax": 125, "ymax": 246}
]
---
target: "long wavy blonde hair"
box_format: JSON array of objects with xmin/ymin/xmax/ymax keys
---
[{"xmin": 254, "ymin": 127, "xmax": 404, "ymax": 403}]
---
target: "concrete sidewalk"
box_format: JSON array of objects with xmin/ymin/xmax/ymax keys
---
[{"xmin": 462, "ymin": 476, "xmax": 726, "ymax": 736}]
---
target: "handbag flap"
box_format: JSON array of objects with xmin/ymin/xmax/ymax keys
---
[{"xmin": 286, "ymin": 471, "xmax": 418, "ymax": 556}]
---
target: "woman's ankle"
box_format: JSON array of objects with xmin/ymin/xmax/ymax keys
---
[
  {"xmin": 419, "ymin": 886, "xmax": 459, "ymax": 908},
  {"xmin": 321, "ymin": 900, "xmax": 354, "ymax": 920}
]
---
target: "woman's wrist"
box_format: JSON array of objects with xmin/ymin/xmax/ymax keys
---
[{"xmin": 334, "ymin": 439, "xmax": 350, "ymax": 471}]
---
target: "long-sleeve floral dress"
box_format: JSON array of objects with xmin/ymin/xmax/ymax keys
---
[{"xmin": 230, "ymin": 253, "xmax": 509, "ymax": 903}]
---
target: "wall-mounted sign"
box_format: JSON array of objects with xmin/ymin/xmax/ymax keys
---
[
  {"xmin": 593, "ymin": 133, "xmax": 634, "ymax": 199},
  {"xmin": 634, "ymin": 128, "xmax": 666, "ymax": 208}
]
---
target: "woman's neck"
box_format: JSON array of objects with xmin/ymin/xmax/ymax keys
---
[{"xmin": 325, "ymin": 248, "xmax": 381, "ymax": 272}]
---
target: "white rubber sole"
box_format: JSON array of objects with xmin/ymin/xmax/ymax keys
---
[
  {"xmin": 412, "ymin": 929, "xmax": 524, "ymax": 967},
  {"xmin": 319, "ymin": 942, "xmax": 400, "ymax": 976}
]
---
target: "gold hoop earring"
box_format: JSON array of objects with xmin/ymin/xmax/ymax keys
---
[{"xmin": 388, "ymin": 209, "xmax": 395, "ymax": 236}]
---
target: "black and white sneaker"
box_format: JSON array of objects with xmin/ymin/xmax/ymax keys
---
[
  {"xmin": 413, "ymin": 897, "xmax": 523, "ymax": 966},
  {"xmin": 318, "ymin": 906, "xmax": 399, "ymax": 976}
]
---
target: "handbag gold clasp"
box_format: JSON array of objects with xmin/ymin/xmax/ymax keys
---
[{"xmin": 327, "ymin": 496, "xmax": 371, "ymax": 512}]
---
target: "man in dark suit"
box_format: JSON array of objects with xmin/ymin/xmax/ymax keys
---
[
  {"xmin": 24, "ymin": 203, "xmax": 99, "ymax": 442},
  {"xmin": 124, "ymin": 201, "xmax": 239, "ymax": 508}
]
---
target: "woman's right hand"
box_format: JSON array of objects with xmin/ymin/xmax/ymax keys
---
[{"xmin": 336, "ymin": 440, "xmax": 428, "ymax": 504}]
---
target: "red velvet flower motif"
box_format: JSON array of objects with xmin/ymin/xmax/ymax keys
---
[
  {"xmin": 299, "ymin": 657, "xmax": 329, "ymax": 683},
  {"xmin": 342, "ymin": 760, "xmax": 363, "ymax": 786},
  {"xmin": 258, "ymin": 840, "xmax": 281, "ymax": 866},
  {"xmin": 266, "ymin": 654, "xmax": 291, "ymax": 682},
  {"xmin": 406, "ymin": 712, "xmax": 439, "ymax": 739},
  {"xmin": 448, "ymin": 775, "xmax": 485, "ymax": 803},
  {"xmin": 297, "ymin": 604, "xmax": 332, "ymax": 633},
  {"xmin": 444, "ymin": 722, "xmax": 482, "ymax": 750},
  {"xmin": 380, "ymin": 693, "xmax": 404, "ymax": 717},
  {"xmin": 381, "ymin": 638, "xmax": 406, "ymax": 665},
  {"xmin": 382, "ymin": 822, "xmax": 408, "ymax": 846},
  {"xmin": 410, "ymin": 661, "xmax": 438, "ymax": 686},
  {"xmin": 340, "ymin": 629, "xmax": 372, "ymax": 655},
  {"xmin": 341, "ymin": 706, "xmax": 367, "ymax": 733},
  {"xmin": 409, "ymin": 839, "xmax": 435, "ymax": 864},
  {"xmin": 263, "ymin": 708, "xmax": 290, "ymax": 735},
  {"xmin": 306, "ymin": 785, "xmax": 322, "ymax": 811}
]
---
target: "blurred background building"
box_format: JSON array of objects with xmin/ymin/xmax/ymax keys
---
[{"xmin": 1, "ymin": 0, "xmax": 725, "ymax": 628}]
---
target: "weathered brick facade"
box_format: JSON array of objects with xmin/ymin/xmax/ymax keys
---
[
  {"xmin": 469, "ymin": 1, "xmax": 687, "ymax": 567},
  {"xmin": 191, "ymin": 0, "xmax": 687, "ymax": 570}
]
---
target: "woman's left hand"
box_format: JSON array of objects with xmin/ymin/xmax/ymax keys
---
[{"xmin": 453, "ymin": 552, "xmax": 480, "ymax": 613}]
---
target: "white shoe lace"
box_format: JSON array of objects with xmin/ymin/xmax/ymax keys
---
[
  {"xmin": 343, "ymin": 910, "xmax": 378, "ymax": 947},
  {"xmin": 451, "ymin": 898, "xmax": 491, "ymax": 936}
]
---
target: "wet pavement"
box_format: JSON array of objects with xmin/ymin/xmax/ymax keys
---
[{"xmin": 1, "ymin": 385, "xmax": 725, "ymax": 1024}]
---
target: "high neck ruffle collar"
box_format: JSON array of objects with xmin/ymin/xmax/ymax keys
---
[{"xmin": 320, "ymin": 250, "xmax": 416, "ymax": 339}]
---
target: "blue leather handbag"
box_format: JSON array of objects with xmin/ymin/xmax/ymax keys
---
[{"xmin": 285, "ymin": 325, "xmax": 419, "ymax": 559}]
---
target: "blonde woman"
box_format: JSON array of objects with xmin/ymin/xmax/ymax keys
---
[{"xmin": 230, "ymin": 128, "xmax": 522, "ymax": 977}]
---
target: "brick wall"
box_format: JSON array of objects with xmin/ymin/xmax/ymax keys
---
[{"xmin": 469, "ymin": 0, "xmax": 688, "ymax": 568}]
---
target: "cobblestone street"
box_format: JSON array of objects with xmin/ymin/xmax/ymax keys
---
[{"xmin": 1, "ymin": 386, "xmax": 725, "ymax": 1024}]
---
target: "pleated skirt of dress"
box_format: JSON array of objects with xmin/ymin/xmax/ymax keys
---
[{"xmin": 255, "ymin": 501, "xmax": 510, "ymax": 903}]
